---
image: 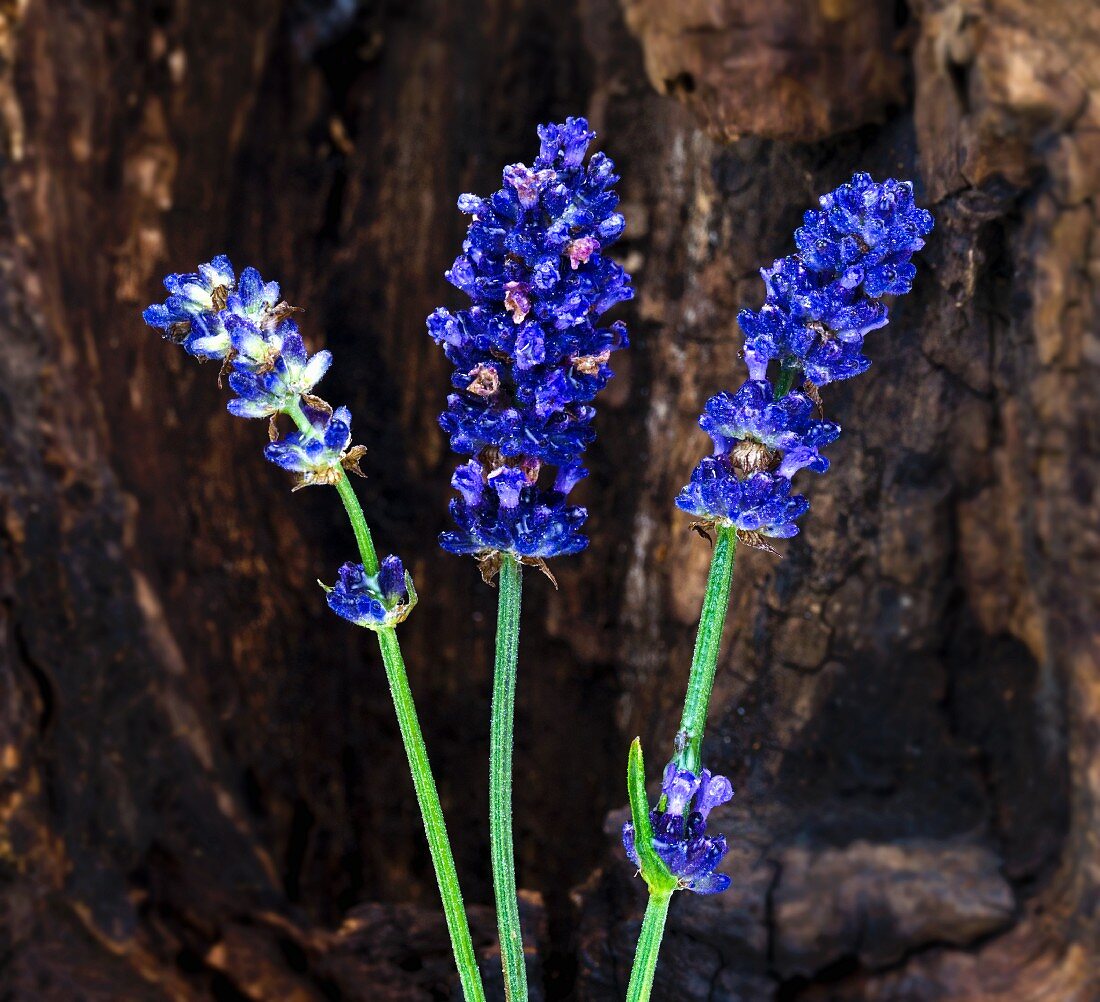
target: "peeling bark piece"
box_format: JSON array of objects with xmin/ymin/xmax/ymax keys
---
[
  {"xmin": 620, "ymin": 0, "xmax": 908, "ymax": 141},
  {"xmin": 773, "ymin": 839, "xmax": 1014, "ymax": 976},
  {"xmin": 913, "ymin": 0, "xmax": 1090, "ymax": 200}
]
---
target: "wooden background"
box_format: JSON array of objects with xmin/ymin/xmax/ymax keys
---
[{"xmin": 0, "ymin": 0, "xmax": 1097, "ymax": 999}]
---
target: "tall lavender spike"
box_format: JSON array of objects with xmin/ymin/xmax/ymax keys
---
[{"xmin": 427, "ymin": 117, "xmax": 633, "ymax": 577}]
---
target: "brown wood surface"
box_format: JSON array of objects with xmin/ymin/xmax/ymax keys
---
[{"xmin": 0, "ymin": 0, "xmax": 1096, "ymax": 999}]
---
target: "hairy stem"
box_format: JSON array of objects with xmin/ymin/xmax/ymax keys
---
[
  {"xmin": 376, "ymin": 628, "xmax": 487, "ymax": 1002},
  {"xmin": 625, "ymin": 891, "xmax": 673, "ymax": 1002},
  {"xmin": 335, "ymin": 473, "xmax": 379, "ymax": 574},
  {"xmin": 491, "ymin": 554, "xmax": 527, "ymax": 1000},
  {"xmin": 285, "ymin": 397, "xmax": 486, "ymax": 1002},
  {"xmin": 675, "ymin": 523, "xmax": 738, "ymax": 775},
  {"xmin": 624, "ymin": 479, "xmax": 739, "ymax": 999}
]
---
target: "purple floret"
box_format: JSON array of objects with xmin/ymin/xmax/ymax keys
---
[
  {"xmin": 676, "ymin": 460, "xmax": 809, "ymax": 538},
  {"xmin": 264, "ymin": 405, "xmax": 362, "ymax": 489},
  {"xmin": 699, "ymin": 380, "xmax": 840, "ymax": 459},
  {"xmin": 439, "ymin": 460, "xmax": 588, "ymax": 560},
  {"xmin": 142, "ymin": 254, "xmax": 236, "ymax": 358}
]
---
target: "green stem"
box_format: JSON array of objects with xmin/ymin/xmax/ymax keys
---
[
  {"xmin": 624, "ymin": 528, "xmax": 737, "ymax": 998},
  {"xmin": 675, "ymin": 523, "xmax": 738, "ymax": 775},
  {"xmin": 625, "ymin": 891, "xmax": 673, "ymax": 1002},
  {"xmin": 491, "ymin": 554, "xmax": 527, "ymax": 1001},
  {"xmin": 622, "ymin": 515, "xmax": 738, "ymax": 1000},
  {"xmin": 626, "ymin": 387, "xmax": 756, "ymax": 998},
  {"xmin": 335, "ymin": 473, "xmax": 379, "ymax": 574},
  {"xmin": 377, "ymin": 628, "xmax": 487, "ymax": 1002},
  {"xmin": 284, "ymin": 396, "xmax": 485, "ymax": 1002},
  {"xmin": 774, "ymin": 363, "xmax": 798, "ymax": 399}
]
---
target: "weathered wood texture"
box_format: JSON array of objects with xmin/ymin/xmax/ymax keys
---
[{"xmin": 0, "ymin": 0, "xmax": 1096, "ymax": 999}]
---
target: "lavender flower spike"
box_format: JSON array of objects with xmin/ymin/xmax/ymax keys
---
[
  {"xmin": 428, "ymin": 117, "xmax": 632, "ymax": 579},
  {"xmin": 677, "ymin": 174, "xmax": 933, "ymax": 543},
  {"xmin": 143, "ymin": 256, "xmax": 397, "ymax": 613},
  {"xmin": 622, "ymin": 762, "xmax": 734, "ymax": 895}
]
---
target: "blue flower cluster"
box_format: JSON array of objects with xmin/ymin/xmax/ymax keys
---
[
  {"xmin": 739, "ymin": 173, "xmax": 934, "ymax": 385},
  {"xmin": 143, "ymin": 256, "xmax": 334, "ymax": 419},
  {"xmin": 144, "ymin": 256, "xmax": 413, "ymax": 627},
  {"xmin": 265, "ymin": 403, "xmax": 367, "ymax": 490},
  {"xmin": 428, "ymin": 118, "xmax": 632, "ymax": 570},
  {"xmin": 677, "ymin": 174, "xmax": 933, "ymax": 540},
  {"xmin": 622, "ymin": 763, "xmax": 734, "ymax": 895},
  {"xmin": 143, "ymin": 255, "xmax": 363, "ymax": 485},
  {"xmin": 325, "ymin": 557, "xmax": 418, "ymax": 630}
]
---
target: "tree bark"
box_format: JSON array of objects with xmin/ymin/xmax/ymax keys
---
[{"xmin": 0, "ymin": 0, "xmax": 1096, "ymax": 999}]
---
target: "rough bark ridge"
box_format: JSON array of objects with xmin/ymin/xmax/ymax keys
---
[{"xmin": 0, "ymin": 0, "xmax": 1096, "ymax": 999}]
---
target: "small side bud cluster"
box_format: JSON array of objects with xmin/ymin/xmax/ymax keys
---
[
  {"xmin": 323, "ymin": 556, "xmax": 418, "ymax": 631},
  {"xmin": 623, "ymin": 762, "xmax": 734, "ymax": 895},
  {"xmin": 264, "ymin": 403, "xmax": 367, "ymax": 490}
]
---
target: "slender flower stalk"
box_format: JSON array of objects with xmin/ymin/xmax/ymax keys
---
[
  {"xmin": 625, "ymin": 892, "xmax": 672, "ymax": 1002},
  {"xmin": 428, "ymin": 117, "xmax": 633, "ymax": 998},
  {"xmin": 622, "ymin": 173, "xmax": 935, "ymax": 999},
  {"xmin": 143, "ymin": 258, "xmax": 486, "ymax": 1002},
  {"xmin": 675, "ymin": 524, "xmax": 737, "ymax": 776},
  {"xmin": 491, "ymin": 555, "xmax": 525, "ymax": 999}
]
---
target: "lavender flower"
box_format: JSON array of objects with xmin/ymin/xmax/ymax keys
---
[
  {"xmin": 142, "ymin": 255, "xmax": 237, "ymax": 358},
  {"xmin": 622, "ymin": 763, "xmax": 734, "ymax": 895},
  {"xmin": 677, "ymin": 174, "xmax": 933, "ymax": 542},
  {"xmin": 143, "ymin": 255, "xmax": 406, "ymax": 625},
  {"xmin": 698, "ymin": 381, "xmax": 839, "ymax": 463},
  {"xmin": 324, "ymin": 556, "xmax": 418, "ymax": 630},
  {"xmin": 264, "ymin": 403, "xmax": 367, "ymax": 490},
  {"xmin": 428, "ymin": 117, "xmax": 632, "ymax": 576},
  {"xmin": 225, "ymin": 322, "xmax": 333, "ymax": 420}
]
